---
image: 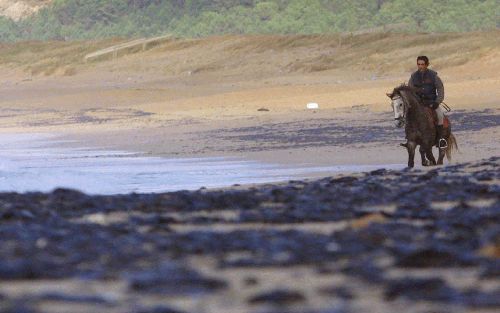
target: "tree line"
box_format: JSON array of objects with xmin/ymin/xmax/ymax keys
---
[{"xmin": 0, "ymin": 0, "xmax": 498, "ymax": 41}]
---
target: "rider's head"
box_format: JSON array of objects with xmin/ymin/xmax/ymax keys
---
[{"xmin": 417, "ymin": 56, "xmax": 429, "ymax": 72}]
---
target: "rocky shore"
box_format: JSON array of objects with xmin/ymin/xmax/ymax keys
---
[{"xmin": 0, "ymin": 157, "xmax": 499, "ymax": 313}]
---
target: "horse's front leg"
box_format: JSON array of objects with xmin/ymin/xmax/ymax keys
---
[
  {"xmin": 419, "ymin": 146, "xmax": 430, "ymax": 166},
  {"xmin": 406, "ymin": 141, "xmax": 417, "ymax": 168}
]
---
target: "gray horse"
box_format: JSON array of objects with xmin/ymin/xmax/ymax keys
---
[{"xmin": 388, "ymin": 85, "xmax": 458, "ymax": 168}]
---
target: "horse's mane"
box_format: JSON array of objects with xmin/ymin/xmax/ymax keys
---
[
  {"xmin": 388, "ymin": 84, "xmax": 419, "ymax": 99},
  {"xmin": 389, "ymin": 84, "xmax": 423, "ymax": 109}
]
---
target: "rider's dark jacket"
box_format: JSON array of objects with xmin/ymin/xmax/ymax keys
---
[{"xmin": 408, "ymin": 69, "xmax": 444, "ymax": 106}]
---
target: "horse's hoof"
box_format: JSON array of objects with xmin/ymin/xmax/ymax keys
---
[{"xmin": 438, "ymin": 139, "xmax": 448, "ymax": 149}]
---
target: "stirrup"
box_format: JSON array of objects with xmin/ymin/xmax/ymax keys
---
[{"xmin": 438, "ymin": 138, "xmax": 448, "ymax": 149}]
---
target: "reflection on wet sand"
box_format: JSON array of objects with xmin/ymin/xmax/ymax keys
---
[{"xmin": 0, "ymin": 133, "xmax": 404, "ymax": 194}]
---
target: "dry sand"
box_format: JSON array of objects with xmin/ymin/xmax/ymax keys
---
[{"xmin": 0, "ymin": 32, "xmax": 499, "ymax": 167}]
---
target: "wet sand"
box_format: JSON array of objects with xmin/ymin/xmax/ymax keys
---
[{"xmin": 0, "ymin": 133, "xmax": 408, "ymax": 194}]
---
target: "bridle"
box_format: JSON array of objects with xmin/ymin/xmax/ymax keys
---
[{"xmin": 391, "ymin": 94, "xmax": 407, "ymax": 127}]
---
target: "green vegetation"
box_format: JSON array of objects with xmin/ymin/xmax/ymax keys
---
[{"xmin": 1, "ymin": 0, "xmax": 498, "ymax": 41}]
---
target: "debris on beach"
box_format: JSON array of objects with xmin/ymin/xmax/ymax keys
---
[{"xmin": 0, "ymin": 157, "xmax": 498, "ymax": 313}]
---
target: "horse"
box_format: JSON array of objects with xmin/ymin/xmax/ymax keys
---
[{"xmin": 387, "ymin": 84, "xmax": 458, "ymax": 168}]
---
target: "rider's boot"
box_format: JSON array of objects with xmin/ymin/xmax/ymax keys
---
[{"xmin": 436, "ymin": 125, "xmax": 447, "ymax": 149}]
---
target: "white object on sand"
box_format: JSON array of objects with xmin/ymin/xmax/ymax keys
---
[{"xmin": 307, "ymin": 102, "xmax": 319, "ymax": 109}]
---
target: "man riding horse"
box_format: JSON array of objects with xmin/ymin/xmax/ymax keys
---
[{"xmin": 408, "ymin": 56, "xmax": 447, "ymax": 149}]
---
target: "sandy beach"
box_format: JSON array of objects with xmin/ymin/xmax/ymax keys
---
[
  {"xmin": 0, "ymin": 32, "xmax": 498, "ymax": 168},
  {"xmin": 0, "ymin": 32, "xmax": 499, "ymax": 313}
]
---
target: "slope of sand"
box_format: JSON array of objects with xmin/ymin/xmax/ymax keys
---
[{"xmin": 0, "ymin": 32, "xmax": 499, "ymax": 167}]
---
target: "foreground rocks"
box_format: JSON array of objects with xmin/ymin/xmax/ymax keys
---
[{"xmin": 0, "ymin": 157, "xmax": 499, "ymax": 313}]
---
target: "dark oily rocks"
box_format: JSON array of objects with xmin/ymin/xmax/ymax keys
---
[
  {"xmin": 164, "ymin": 230, "xmax": 334, "ymax": 267},
  {"xmin": 368, "ymin": 168, "xmax": 387, "ymax": 176},
  {"xmin": 340, "ymin": 260, "xmax": 385, "ymax": 284},
  {"xmin": 0, "ymin": 306, "xmax": 41, "ymax": 313},
  {"xmin": 474, "ymin": 171, "xmax": 495, "ymax": 181},
  {"xmin": 462, "ymin": 289, "xmax": 500, "ymax": 307},
  {"xmin": 257, "ymin": 308, "xmax": 349, "ymax": 313},
  {"xmin": 127, "ymin": 263, "xmax": 227, "ymax": 294},
  {"xmin": 0, "ymin": 156, "xmax": 498, "ymax": 312},
  {"xmin": 395, "ymin": 247, "xmax": 477, "ymax": 268},
  {"xmin": 0, "ymin": 260, "xmax": 42, "ymax": 280},
  {"xmin": 480, "ymin": 260, "xmax": 500, "ymax": 278},
  {"xmin": 255, "ymin": 309, "xmax": 351, "ymax": 313},
  {"xmin": 35, "ymin": 292, "xmax": 114, "ymax": 305},
  {"xmin": 248, "ymin": 289, "xmax": 306, "ymax": 305},
  {"xmin": 329, "ymin": 176, "xmax": 358, "ymax": 185},
  {"xmin": 318, "ymin": 286, "xmax": 355, "ymax": 299},
  {"xmin": 384, "ymin": 277, "xmax": 459, "ymax": 302},
  {"xmin": 0, "ymin": 208, "xmax": 35, "ymax": 221},
  {"xmin": 417, "ymin": 169, "xmax": 440, "ymax": 181},
  {"xmin": 132, "ymin": 305, "xmax": 187, "ymax": 313}
]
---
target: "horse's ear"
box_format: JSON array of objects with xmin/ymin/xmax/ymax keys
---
[{"xmin": 386, "ymin": 93, "xmax": 392, "ymax": 98}]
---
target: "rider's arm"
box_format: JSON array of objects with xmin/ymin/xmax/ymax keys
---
[{"xmin": 435, "ymin": 75, "xmax": 444, "ymax": 104}]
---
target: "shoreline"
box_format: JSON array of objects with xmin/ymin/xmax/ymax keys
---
[{"xmin": 0, "ymin": 131, "xmax": 408, "ymax": 195}]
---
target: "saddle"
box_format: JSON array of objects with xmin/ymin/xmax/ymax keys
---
[{"xmin": 425, "ymin": 107, "xmax": 450, "ymax": 129}]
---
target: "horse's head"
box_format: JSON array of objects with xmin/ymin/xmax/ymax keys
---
[
  {"xmin": 387, "ymin": 84, "xmax": 416, "ymax": 128},
  {"xmin": 387, "ymin": 91, "xmax": 406, "ymax": 128}
]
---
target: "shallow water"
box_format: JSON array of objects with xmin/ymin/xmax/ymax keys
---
[{"xmin": 0, "ymin": 133, "xmax": 405, "ymax": 194}]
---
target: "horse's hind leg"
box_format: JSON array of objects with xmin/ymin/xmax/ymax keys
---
[
  {"xmin": 425, "ymin": 146, "xmax": 437, "ymax": 165},
  {"xmin": 407, "ymin": 141, "xmax": 417, "ymax": 168},
  {"xmin": 419, "ymin": 146, "xmax": 430, "ymax": 166},
  {"xmin": 437, "ymin": 147, "xmax": 446, "ymax": 165},
  {"xmin": 437, "ymin": 128, "xmax": 452, "ymax": 165}
]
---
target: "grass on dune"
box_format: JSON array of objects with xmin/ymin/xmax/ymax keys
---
[{"xmin": 0, "ymin": 31, "xmax": 498, "ymax": 77}]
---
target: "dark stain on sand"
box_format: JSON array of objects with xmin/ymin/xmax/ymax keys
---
[{"xmin": 207, "ymin": 109, "xmax": 500, "ymax": 151}]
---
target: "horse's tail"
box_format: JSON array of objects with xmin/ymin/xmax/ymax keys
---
[{"xmin": 446, "ymin": 132, "xmax": 459, "ymax": 161}]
